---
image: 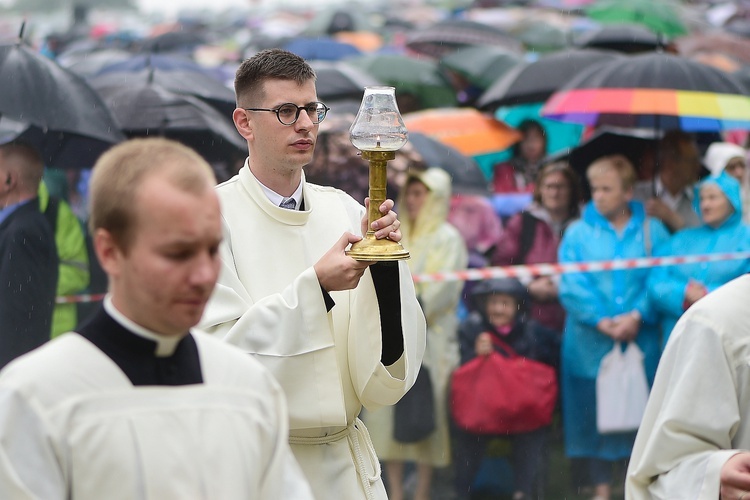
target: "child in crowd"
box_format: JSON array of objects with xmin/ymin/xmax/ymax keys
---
[{"xmin": 453, "ymin": 278, "xmax": 559, "ymax": 500}]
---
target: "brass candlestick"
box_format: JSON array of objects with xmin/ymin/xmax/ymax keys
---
[{"xmin": 347, "ymin": 86, "xmax": 410, "ymax": 261}]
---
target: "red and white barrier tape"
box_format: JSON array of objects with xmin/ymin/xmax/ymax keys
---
[
  {"xmin": 412, "ymin": 251, "xmax": 750, "ymax": 284},
  {"xmin": 56, "ymin": 251, "xmax": 750, "ymax": 302},
  {"xmin": 56, "ymin": 293, "xmax": 106, "ymax": 305}
]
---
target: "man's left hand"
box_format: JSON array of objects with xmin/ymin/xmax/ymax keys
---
[{"xmin": 362, "ymin": 197, "xmax": 401, "ymax": 242}]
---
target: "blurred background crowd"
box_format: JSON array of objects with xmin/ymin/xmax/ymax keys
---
[{"xmin": 3, "ymin": 0, "xmax": 750, "ymax": 498}]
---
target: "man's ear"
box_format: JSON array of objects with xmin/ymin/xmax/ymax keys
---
[
  {"xmin": 232, "ymin": 108, "xmax": 253, "ymax": 141},
  {"xmin": 2, "ymin": 171, "xmax": 15, "ymax": 192},
  {"xmin": 93, "ymin": 228, "xmax": 123, "ymax": 278}
]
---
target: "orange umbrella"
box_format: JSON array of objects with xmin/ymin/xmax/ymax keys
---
[
  {"xmin": 334, "ymin": 31, "xmax": 383, "ymax": 52},
  {"xmin": 403, "ymin": 108, "xmax": 521, "ymax": 157}
]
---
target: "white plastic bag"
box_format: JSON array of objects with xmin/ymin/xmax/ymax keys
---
[{"xmin": 596, "ymin": 342, "xmax": 650, "ymax": 434}]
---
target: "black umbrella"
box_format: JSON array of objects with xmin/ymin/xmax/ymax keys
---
[
  {"xmin": 92, "ymin": 81, "xmax": 245, "ymax": 163},
  {"xmin": 58, "ymin": 48, "xmax": 132, "ymax": 78},
  {"xmin": 406, "ymin": 19, "xmax": 524, "ymax": 59},
  {"xmin": 309, "ymin": 60, "xmax": 381, "ymax": 102},
  {"xmin": 89, "ymin": 55, "xmax": 236, "ymax": 116},
  {"xmin": 408, "ymin": 132, "xmax": 491, "ymax": 195},
  {"xmin": 476, "ymin": 48, "xmax": 623, "ymax": 111},
  {"xmin": 138, "ymin": 31, "xmax": 209, "ymax": 54},
  {"xmin": 576, "ymin": 24, "xmax": 665, "ymax": 54},
  {"xmin": 0, "ymin": 41, "xmax": 124, "ymax": 167},
  {"xmin": 553, "ymin": 127, "xmax": 659, "ymax": 200}
]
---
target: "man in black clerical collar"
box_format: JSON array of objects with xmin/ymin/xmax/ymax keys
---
[{"xmin": 0, "ymin": 138, "xmax": 313, "ymax": 499}]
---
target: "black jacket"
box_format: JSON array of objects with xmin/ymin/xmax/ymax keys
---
[
  {"xmin": 458, "ymin": 311, "xmax": 560, "ymax": 368},
  {"xmin": 0, "ymin": 199, "xmax": 58, "ymax": 369}
]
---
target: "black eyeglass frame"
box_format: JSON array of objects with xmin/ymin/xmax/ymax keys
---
[{"xmin": 243, "ymin": 101, "xmax": 331, "ymax": 125}]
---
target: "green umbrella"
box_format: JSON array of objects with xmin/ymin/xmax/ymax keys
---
[
  {"xmin": 586, "ymin": 0, "xmax": 688, "ymax": 37},
  {"xmin": 440, "ymin": 45, "xmax": 522, "ymax": 90},
  {"xmin": 512, "ymin": 20, "xmax": 570, "ymax": 53},
  {"xmin": 345, "ymin": 54, "xmax": 457, "ymax": 110}
]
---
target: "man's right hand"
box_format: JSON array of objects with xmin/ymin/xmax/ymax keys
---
[
  {"xmin": 314, "ymin": 232, "xmax": 374, "ymax": 292},
  {"xmin": 645, "ymin": 197, "xmax": 685, "ymax": 232},
  {"xmin": 720, "ymin": 452, "xmax": 750, "ymax": 500}
]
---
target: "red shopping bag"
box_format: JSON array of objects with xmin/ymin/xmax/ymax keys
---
[{"xmin": 450, "ymin": 337, "xmax": 557, "ymax": 435}]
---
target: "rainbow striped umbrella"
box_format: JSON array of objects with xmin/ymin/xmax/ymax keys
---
[{"xmin": 541, "ymin": 52, "xmax": 750, "ymax": 131}]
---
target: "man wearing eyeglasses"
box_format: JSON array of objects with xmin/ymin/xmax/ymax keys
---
[{"xmin": 197, "ymin": 48, "xmax": 426, "ymax": 500}]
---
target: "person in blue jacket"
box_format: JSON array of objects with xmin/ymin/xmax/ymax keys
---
[
  {"xmin": 648, "ymin": 171, "xmax": 750, "ymax": 349},
  {"xmin": 558, "ymin": 154, "xmax": 670, "ymax": 500}
]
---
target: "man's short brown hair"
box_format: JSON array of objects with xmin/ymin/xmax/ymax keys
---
[
  {"xmin": 88, "ymin": 138, "xmax": 216, "ymax": 252},
  {"xmin": 0, "ymin": 142, "xmax": 44, "ymax": 193},
  {"xmin": 234, "ymin": 48, "xmax": 316, "ymax": 108}
]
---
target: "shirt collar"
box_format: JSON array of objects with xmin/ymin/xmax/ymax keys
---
[
  {"xmin": 654, "ymin": 177, "xmax": 694, "ymax": 208},
  {"xmin": 246, "ymin": 159, "xmax": 303, "ymax": 209},
  {"xmin": 104, "ymin": 295, "xmax": 185, "ymax": 357},
  {"xmin": 0, "ymin": 199, "xmax": 31, "ymax": 226}
]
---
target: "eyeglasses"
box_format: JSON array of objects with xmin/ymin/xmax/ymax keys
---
[{"xmin": 243, "ymin": 102, "xmax": 330, "ymax": 125}]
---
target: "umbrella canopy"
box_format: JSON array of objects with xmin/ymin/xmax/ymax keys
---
[
  {"xmin": 542, "ymin": 52, "xmax": 750, "ymax": 131},
  {"xmin": 346, "ymin": 54, "xmax": 457, "ymax": 110},
  {"xmin": 89, "ymin": 56, "xmax": 236, "ymax": 116},
  {"xmin": 57, "ymin": 48, "xmax": 132, "ymax": 78},
  {"xmin": 0, "ymin": 42, "xmax": 124, "ymax": 167},
  {"xmin": 138, "ymin": 31, "xmax": 209, "ymax": 54},
  {"xmin": 334, "ymin": 31, "xmax": 383, "ymax": 53},
  {"xmin": 512, "ymin": 19, "xmax": 570, "ymax": 53},
  {"xmin": 405, "ymin": 19, "xmax": 524, "ymax": 58},
  {"xmin": 310, "ymin": 60, "xmax": 382, "ymax": 102},
  {"xmin": 585, "ymin": 0, "xmax": 689, "ymax": 37},
  {"xmin": 477, "ymin": 48, "xmax": 623, "ymax": 110},
  {"xmin": 440, "ymin": 45, "xmax": 522, "ymax": 90},
  {"xmin": 675, "ymin": 32, "xmax": 750, "ymax": 67},
  {"xmin": 303, "ymin": 8, "xmax": 377, "ymax": 36},
  {"xmin": 0, "ymin": 116, "xmax": 121, "ymax": 169},
  {"xmin": 576, "ymin": 24, "xmax": 665, "ymax": 53},
  {"xmin": 92, "ymin": 81, "xmax": 245, "ymax": 163},
  {"xmin": 555, "ymin": 127, "xmax": 660, "ymax": 199},
  {"xmin": 408, "ymin": 132, "xmax": 491, "ymax": 194},
  {"xmin": 283, "ymin": 37, "xmax": 361, "ymax": 61},
  {"xmin": 403, "ymin": 108, "xmax": 521, "ymax": 157}
]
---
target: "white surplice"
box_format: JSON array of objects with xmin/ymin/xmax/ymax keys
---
[
  {"xmin": 0, "ymin": 331, "xmax": 312, "ymax": 500},
  {"xmin": 627, "ymin": 275, "xmax": 750, "ymax": 499},
  {"xmin": 198, "ymin": 165, "xmax": 427, "ymax": 499}
]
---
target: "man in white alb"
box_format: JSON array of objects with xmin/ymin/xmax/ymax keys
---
[
  {"xmin": 198, "ymin": 48, "xmax": 427, "ymax": 500},
  {"xmin": 0, "ymin": 138, "xmax": 312, "ymax": 499}
]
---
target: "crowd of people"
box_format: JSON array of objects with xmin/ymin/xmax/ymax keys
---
[{"xmin": 3, "ymin": 6, "xmax": 750, "ymax": 499}]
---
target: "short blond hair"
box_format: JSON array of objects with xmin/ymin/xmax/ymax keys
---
[
  {"xmin": 586, "ymin": 154, "xmax": 637, "ymax": 190},
  {"xmin": 89, "ymin": 138, "xmax": 216, "ymax": 252}
]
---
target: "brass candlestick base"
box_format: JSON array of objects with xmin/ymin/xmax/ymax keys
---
[{"xmin": 346, "ymin": 150, "xmax": 410, "ymax": 261}]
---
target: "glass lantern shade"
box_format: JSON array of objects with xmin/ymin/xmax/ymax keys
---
[{"xmin": 349, "ymin": 86, "xmax": 408, "ymax": 151}]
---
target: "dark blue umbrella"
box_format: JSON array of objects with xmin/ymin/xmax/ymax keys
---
[
  {"xmin": 96, "ymin": 53, "xmax": 212, "ymax": 75},
  {"xmin": 89, "ymin": 54, "xmax": 236, "ymax": 116},
  {"xmin": 283, "ymin": 37, "xmax": 361, "ymax": 61}
]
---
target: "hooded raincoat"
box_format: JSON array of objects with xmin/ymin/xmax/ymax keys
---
[
  {"xmin": 365, "ymin": 167, "xmax": 468, "ymax": 467},
  {"xmin": 558, "ymin": 201, "xmax": 670, "ymax": 460},
  {"xmin": 648, "ymin": 172, "xmax": 750, "ymax": 348}
]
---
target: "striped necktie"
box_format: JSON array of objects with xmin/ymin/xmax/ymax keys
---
[{"xmin": 279, "ymin": 197, "xmax": 297, "ymax": 210}]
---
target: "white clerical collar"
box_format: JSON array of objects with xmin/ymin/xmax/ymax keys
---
[
  {"xmin": 246, "ymin": 159, "xmax": 303, "ymax": 209},
  {"xmin": 104, "ymin": 295, "xmax": 185, "ymax": 357}
]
